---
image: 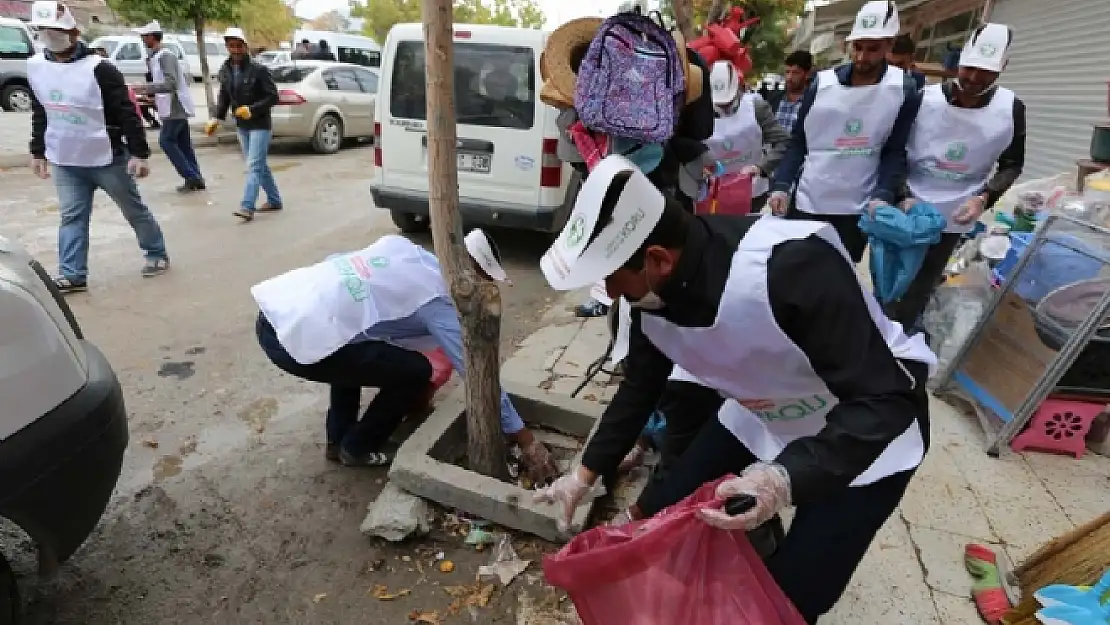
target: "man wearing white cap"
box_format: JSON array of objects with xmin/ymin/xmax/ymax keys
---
[
  {"xmin": 204, "ymin": 27, "xmax": 282, "ymax": 222},
  {"xmin": 534, "ymin": 155, "xmax": 935, "ymax": 622},
  {"xmin": 769, "ymin": 0, "xmax": 922, "ymax": 263},
  {"xmin": 132, "ymin": 20, "xmax": 205, "ymax": 193},
  {"xmin": 886, "ymin": 23, "xmax": 1026, "ymax": 330},
  {"xmin": 706, "ymin": 59, "xmax": 790, "ymax": 212},
  {"xmin": 26, "ymin": 0, "xmax": 170, "ymax": 294},
  {"xmin": 252, "ymin": 230, "xmax": 556, "ymax": 479}
]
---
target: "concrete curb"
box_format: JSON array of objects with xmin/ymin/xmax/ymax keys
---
[{"xmin": 0, "ymin": 131, "xmax": 240, "ymax": 169}]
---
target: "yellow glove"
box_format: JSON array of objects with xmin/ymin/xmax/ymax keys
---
[
  {"xmin": 203, "ymin": 120, "xmax": 219, "ymax": 136},
  {"xmin": 234, "ymin": 106, "xmax": 252, "ymax": 120}
]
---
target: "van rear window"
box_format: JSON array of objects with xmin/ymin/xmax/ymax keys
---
[{"xmin": 389, "ymin": 41, "xmax": 535, "ymax": 130}]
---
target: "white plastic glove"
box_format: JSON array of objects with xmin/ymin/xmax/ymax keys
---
[
  {"xmin": 697, "ymin": 462, "xmax": 792, "ymax": 531},
  {"xmin": 127, "ymin": 157, "xmax": 150, "ymax": 178},
  {"xmin": 768, "ymin": 191, "xmax": 789, "ymax": 216},
  {"xmin": 953, "ymin": 195, "xmax": 987, "ymax": 225},
  {"xmin": 30, "ymin": 157, "xmax": 49, "ymax": 179},
  {"xmin": 533, "ymin": 469, "xmax": 604, "ymax": 533},
  {"xmin": 608, "ymin": 507, "xmax": 635, "ymax": 527}
]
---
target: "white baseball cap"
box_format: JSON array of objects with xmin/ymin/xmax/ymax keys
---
[
  {"xmin": 133, "ymin": 20, "xmax": 162, "ymax": 35},
  {"xmin": 223, "ymin": 27, "xmax": 248, "ymax": 44},
  {"xmin": 29, "ymin": 1, "xmax": 77, "ymax": 30},
  {"xmin": 464, "ymin": 229, "xmax": 510, "ymax": 284},
  {"xmin": 709, "ymin": 60, "xmax": 742, "ymax": 106},
  {"xmin": 846, "ymin": 1, "xmax": 900, "ymax": 42},
  {"xmin": 540, "ymin": 155, "xmax": 665, "ymax": 291},
  {"xmin": 959, "ymin": 23, "xmax": 1013, "ymax": 73}
]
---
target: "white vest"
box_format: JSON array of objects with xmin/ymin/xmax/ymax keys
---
[
  {"xmin": 706, "ymin": 93, "xmax": 769, "ymax": 197},
  {"xmin": 907, "ymin": 84, "xmax": 1015, "ymax": 234},
  {"xmin": 150, "ymin": 48, "xmax": 195, "ymax": 119},
  {"xmin": 646, "ymin": 217, "xmax": 937, "ymax": 486},
  {"xmin": 27, "ymin": 54, "xmax": 112, "ymax": 167},
  {"xmin": 795, "ymin": 67, "xmax": 906, "ymax": 216},
  {"xmin": 251, "ymin": 235, "xmax": 449, "ymax": 365}
]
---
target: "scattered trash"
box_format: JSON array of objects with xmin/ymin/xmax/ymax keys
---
[
  {"xmin": 141, "ymin": 438, "xmax": 159, "ymax": 449},
  {"xmin": 179, "ymin": 436, "xmax": 198, "ymax": 455},
  {"xmin": 439, "ymin": 560, "xmax": 455, "ymax": 573},
  {"xmin": 435, "ymin": 551, "xmax": 445, "ymax": 561},
  {"xmin": 311, "ymin": 593, "xmax": 327, "ymax": 603},
  {"xmin": 408, "ymin": 610, "xmax": 442, "ymax": 624},
  {"xmin": 444, "ymin": 583, "xmax": 495, "ymax": 616},
  {"xmin": 478, "ymin": 536, "xmax": 531, "ymax": 586},
  {"xmin": 371, "ymin": 584, "xmax": 412, "ymax": 601},
  {"xmin": 465, "ymin": 527, "xmax": 497, "ymax": 547},
  {"xmin": 402, "ymin": 555, "xmax": 412, "ymax": 562},
  {"xmin": 360, "ymin": 483, "xmax": 431, "ymax": 541}
]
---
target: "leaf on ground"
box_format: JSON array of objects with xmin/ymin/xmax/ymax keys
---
[
  {"xmin": 371, "ymin": 584, "xmax": 412, "ymax": 600},
  {"xmin": 443, "ymin": 583, "xmax": 496, "ymax": 615},
  {"xmin": 408, "ymin": 610, "xmax": 442, "ymax": 624}
]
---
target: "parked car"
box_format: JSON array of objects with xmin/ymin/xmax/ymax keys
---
[
  {"xmin": 0, "ymin": 17, "xmax": 35, "ymax": 112},
  {"xmin": 166, "ymin": 34, "xmax": 225, "ymax": 82},
  {"xmin": 268, "ymin": 61, "xmax": 377, "ymax": 154},
  {"xmin": 255, "ymin": 49, "xmax": 292, "ymax": 67},
  {"xmin": 371, "ymin": 24, "xmax": 578, "ymax": 234},
  {"xmin": 89, "ymin": 35, "xmax": 192, "ymax": 82},
  {"xmin": 0, "ymin": 235, "xmax": 129, "ymax": 625}
]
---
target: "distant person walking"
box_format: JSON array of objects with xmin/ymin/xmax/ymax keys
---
[
  {"xmin": 26, "ymin": 0, "xmax": 170, "ymax": 293},
  {"xmin": 313, "ymin": 39, "xmax": 336, "ymax": 61},
  {"xmin": 205, "ymin": 27, "xmax": 283, "ymax": 222},
  {"xmin": 133, "ymin": 19, "xmax": 205, "ymax": 193},
  {"xmin": 292, "ymin": 38, "xmax": 314, "ymax": 60}
]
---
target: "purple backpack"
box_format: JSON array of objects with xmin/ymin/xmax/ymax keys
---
[{"xmin": 575, "ymin": 12, "xmax": 686, "ymax": 143}]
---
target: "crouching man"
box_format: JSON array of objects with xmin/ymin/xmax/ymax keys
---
[
  {"xmin": 252, "ymin": 229, "xmax": 557, "ymax": 482},
  {"xmin": 535, "ymin": 155, "xmax": 935, "ymax": 623}
]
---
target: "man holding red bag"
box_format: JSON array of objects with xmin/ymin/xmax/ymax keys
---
[{"xmin": 535, "ymin": 155, "xmax": 934, "ymax": 623}]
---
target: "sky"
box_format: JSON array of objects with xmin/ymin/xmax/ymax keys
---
[{"xmin": 293, "ymin": 0, "xmax": 637, "ymax": 28}]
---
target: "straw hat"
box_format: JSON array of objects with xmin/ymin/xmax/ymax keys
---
[
  {"xmin": 672, "ymin": 30, "xmax": 704, "ymax": 105},
  {"xmin": 539, "ymin": 50, "xmax": 574, "ymax": 108}
]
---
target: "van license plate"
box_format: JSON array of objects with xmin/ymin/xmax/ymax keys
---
[{"xmin": 458, "ymin": 153, "xmax": 491, "ymax": 174}]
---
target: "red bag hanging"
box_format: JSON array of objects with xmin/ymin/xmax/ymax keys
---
[
  {"xmin": 422, "ymin": 348, "xmax": 454, "ymax": 390},
  {"xmin": 543, "ymin": 477, "xmax": 805, "ymax": 625},
  {"xmin": 696, "ymin": 171, "xmax": 754, "ymax": 216}
]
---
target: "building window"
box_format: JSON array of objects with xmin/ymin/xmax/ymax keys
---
[{"xmin": 915, "ymin": 8, "xmax": 981, "ymax": 63}]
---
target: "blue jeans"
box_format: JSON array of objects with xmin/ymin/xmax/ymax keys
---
[
  {"xmin": 237, "ymin": 128, "xmax": 282, "ymax": 211},
  {"xmin": 158, "ymin": 118, "xmax": 202, "ymax": 181},
  {"xmin": 53, "ymin": 154, "xmax": 168, "ymax": 281}
]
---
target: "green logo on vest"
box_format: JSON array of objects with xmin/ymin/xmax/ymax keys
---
[
  {"xmin": 979, "ymin": 43, "xmax": 998, "ymax": 57},
  {"xmin": 49, "ymin": 90, "xmax": 64, "ymax": 103},
  {"xmin": 859, "ymin": 14, "xmax": 878, "ymax": 29},
  {"xmin": 369, "ymin": 256, "xmax": 389, "ymax": 268},
  {"xmin": 945, "ymin": 142, "xmax": 968, "ymax": 162},
  {"xmin": 749, "ymin": 394, "xmax": 830, "ymax": 423},
  {"xmin": 566, "ymin": 214, "xmax": 586, "ymax": 248},
  {"xmin": 844, "ymin": 118, "xmax": 863, "ymax": 137}
]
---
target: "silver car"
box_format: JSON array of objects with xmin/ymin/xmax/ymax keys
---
[{"xmin": 268, "ymin": 61, "xmax": 377, "ymax": 154}]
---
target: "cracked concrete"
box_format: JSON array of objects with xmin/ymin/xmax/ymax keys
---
[{"xmin": 501, "ymin": 295, "xmax": 1110, "ymax": 624}]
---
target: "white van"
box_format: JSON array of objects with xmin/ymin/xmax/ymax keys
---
[
  {"xmin": 89, "ymin": 34, "xmax": 192, "ymax": 82},
  {"xmin": 165, "ymin": 34, "xmax": 226, "ymax": 82},
  {"xmin": 294, "ymin": 30, "xmax": 380, "ymax": 67},
  {"xmin": 370, "ymin": 24, "xmax": 580, "ymax": 233}
]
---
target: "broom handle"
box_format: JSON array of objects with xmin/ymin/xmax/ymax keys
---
[{"xmin": 1015, "ymin": 510, "xmax": 1110, "ymax": 578}]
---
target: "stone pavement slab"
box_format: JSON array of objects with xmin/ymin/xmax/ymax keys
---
[{"xmin": 501, "ymin": 295, "xmax": 1110, "ymax": 623}]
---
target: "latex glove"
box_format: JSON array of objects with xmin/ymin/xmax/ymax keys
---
[
  {"xmin": 697, "ymin": 462, "xmax": 792, "ymax": 531},
  {"xmin": 737, "ymin": 164, "xmax": 762, "ymax": 178},
  {"xmin": 768, "ymin": 191, "xmax": 789, "ymax": 217},
  {"xmin": 533, "ymin": 469, "xmax": 603, "ymax": 533},
  {"xmin": 127, "ymin": 157, "xmax": 150, "ymax": 178},
  {"xmin": 898, "ymin": 197, "xmax": 920, "ymax": 213},
  {"xmin": 30, "ymin": 157, "xmax": 49, "ymax": 179},
  {"xmin": 608, "ymin": 508, "xmax": 635, "ymax": 527},
  {"xmin": 953, "ymin": 195, "xmax": 987, "ymax": 225},
  {"xmin": 520, "ymin": 439, "xmax": 559, "ymax": 485},
  {"xmin": 234, "ymin": 105, "xmax": 252, "ymax": 120},
  {"xmin": 203, "ymin": 119, "xmax": 219, "ymax": 136}
]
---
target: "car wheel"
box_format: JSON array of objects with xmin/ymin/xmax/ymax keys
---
[
  {"xmin": 311, "ymin": 114, "xmax": 343, "ymax": 154},
  {"xmin": 1, "ymin": 84, "xmax": 32, "ymax": 113},
  {"xmin": 0, "ymin": 553, "xmax": 20, "ymax": 625},
  {"xmin": 390, "ymin": 210, "xmax": 430, "ymax": 234}
]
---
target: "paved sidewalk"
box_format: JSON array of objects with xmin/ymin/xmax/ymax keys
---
[{"xmin": 501, "ymin": 297, "xmax": 1110, "ymax": 624}]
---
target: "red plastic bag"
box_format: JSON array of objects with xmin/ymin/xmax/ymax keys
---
[
  {"xmin": 422, "ymin": 348, "xmax": 454, "ymax": 390},
  {"xmin": 543, "ymin": 477, "xmax": 805, "ymax": 625},
  {"xmin": 696, "ymin": 172, "xmax": 754, "ymax": 216}
]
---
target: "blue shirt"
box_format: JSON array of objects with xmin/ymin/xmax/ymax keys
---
[
  {"xmin": 771, "ymin": 62, "xmax": 923, "ymax": 205},
  {"xmin": 356, "ymin": 296, "xmax": 525, "ymax": 435}
]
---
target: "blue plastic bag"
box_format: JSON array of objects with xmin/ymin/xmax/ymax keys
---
[{"xmin": 858, "ymin": 202, "xmax": 946, "ymax": 303}]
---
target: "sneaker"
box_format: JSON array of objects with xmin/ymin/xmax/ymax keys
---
[
  {"xmin": 574, "ymin": 298, "xmax": 609, "ymax": 318},
  {"xmin": 233, "ymin": 207, "xmax": 254, "ymax": 221},
  {"xmin": 338, "ymin": 449, "xmax": 393, "ymax": 467},
  {"xmin": 53, "ymin": 276, "xmax": 87, "ymax": 294},
  {"xmin": 256, "ymin": 202, "xmax": 283, "ymax": 212},
  {"xmin": 175, "ymin": 179, "xmax": 205, "ymax": 193},
  {"xmin": 141, "ymin": 258, "xmax": 169, "ymax": 277}
]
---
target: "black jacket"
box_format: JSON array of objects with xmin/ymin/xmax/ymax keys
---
[
  {"xmin": 214, "ymin": 58, "xmax": 278, "ymax": 131},
  {"xmin": 29, "ymin": 42, "xmax": 150, "ymax": 160}
]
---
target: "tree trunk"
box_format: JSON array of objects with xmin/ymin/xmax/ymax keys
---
[
  {"xmin": 672, "ymin": 0, "xmax": 695, "ymax": 41},
  {"xmin": 707, "ymin": 0, "xmax": 730, "ymax": 25},
  {"xmin": 421, "ymin": 0, "xmax": 508, "ymax": 481},
  {"xmin": 194, "ymin": 16, "xmax": 215, "ymax": 114}
]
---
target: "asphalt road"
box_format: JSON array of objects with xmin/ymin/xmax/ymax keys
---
[{"xmin": 0, "ymin": 143, "xmax": 570, "ymax": 624}]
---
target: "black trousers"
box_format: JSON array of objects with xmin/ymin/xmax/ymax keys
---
[
  {"xmin": 883, "ymin": 232, "xmax": 963, "ymax": 329},
  {"xmin": 636, "ymin": 362, "xmax": 931, "ymax": 624},
  {"xmin": 255, "ymin": 313, "xmax": 432, "ymax": 455},
  {"xmin": 785, "ymin": 204, "xmax": 868, "ymax": 264}
]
